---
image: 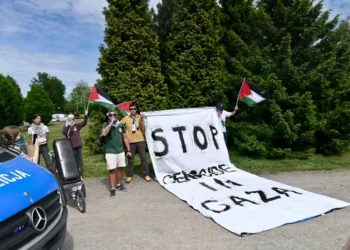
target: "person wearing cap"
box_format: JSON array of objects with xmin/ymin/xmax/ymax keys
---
[
  {"xmin": 216, "ymin": 103, "xmax": 239, "ymax": 145},
  {"xmin": 102, "ymin": 110, "xmax": 132, "ymax": 197},
  {"xmin": 63, "ymin": 111, "xmax": 89, "ymax": 170}
]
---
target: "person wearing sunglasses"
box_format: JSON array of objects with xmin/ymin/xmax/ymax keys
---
[
  {"xmin": 102, "ymin": 110, "xmax": 132, "ymax": 197},
  {"xmin": 120, "ymin": 102, "xmax": 150, "ymax": 183}
]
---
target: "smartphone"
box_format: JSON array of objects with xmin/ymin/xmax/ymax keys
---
[{"xmin": 32, "ymin": 134, "xmax": 38, "ymax": 145}]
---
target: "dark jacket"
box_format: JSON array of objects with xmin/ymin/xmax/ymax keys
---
[{"xmin": 63, "ymin": 116, "xmax": 88, "ymax": 148}]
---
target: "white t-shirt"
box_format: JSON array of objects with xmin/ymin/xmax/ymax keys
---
[
  {"xmin": 218, "ymin": 110, "xmax": 232, "ymax": 133},
  {"xmin": 28, "ymin": 126, "xmax": 49, "ymax": 144}
]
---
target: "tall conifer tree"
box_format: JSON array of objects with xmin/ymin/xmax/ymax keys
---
[
  {"xmin": 97, "ymin": 0, "xmax": 167, "ymax": 112},
  {"xmin": 163, "ymin": 0, "xmax": 227, "ymax": 108},
  {"xmin": 221, "ymin": 0, "xmax": 350, "ymax": 156}
]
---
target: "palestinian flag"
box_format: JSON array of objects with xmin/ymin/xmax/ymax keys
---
[
  {"xmin": 238, "ymin": 79, "xmax": 268, "ymax": 107},
  {"xmin": 116, "ymin": 101, "xmax": 133, "ymax": 116},
  {"xmin": 88, "ymin": 84, "xmax": 116, "ymax": 110}
]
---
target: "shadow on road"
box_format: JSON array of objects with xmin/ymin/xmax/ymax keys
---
[
  {"xmin": 100, "ymin": 177, "xmax": 110, "ymax": 192},
  {"xmin": 62, "ymin": 231, "xmax": 74, "ymax": 250}
]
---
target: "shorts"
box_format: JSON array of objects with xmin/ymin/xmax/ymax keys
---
[{"xmin": 105, "ymin": 153, "xmax": 126, "ymax": 170}]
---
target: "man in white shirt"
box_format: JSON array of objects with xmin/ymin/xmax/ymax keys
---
[
  {"xmin": 216, "ymin": 103, "xmax": 238, "ymax": 145},
  {"xmin": 28, "ymin": 114, "xmax": 51, "ymax": 169}
]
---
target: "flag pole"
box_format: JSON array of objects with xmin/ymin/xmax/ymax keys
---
[
  {"xmin": 86, "ymin": 85, "xmax": 94, "ymax": 113},
  {"xmin": 235, "ymin": 78, "xmax": 245, "ymax": 107}
]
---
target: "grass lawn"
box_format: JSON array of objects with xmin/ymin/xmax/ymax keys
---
[{"xmin": 24, "ymin": 120, "xmax": 350, "ymax": 178}]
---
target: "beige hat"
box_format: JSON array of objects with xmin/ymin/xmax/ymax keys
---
[{"xmin": 68, "ymin": 114, "xmax": 74, "ymax": 119}]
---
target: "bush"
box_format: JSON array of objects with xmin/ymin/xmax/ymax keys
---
[
  {"xmin": 84, "ymin": 106, "xmax": 108, "ymax": 155},
  {"xmin": 314, "ymin": 102, "xmax": 350, "ymax": 155},
  {"xmin": 24, "ymin": 85, "xmax": 55, "ymax": 125},
  {"xmin": 0, "ymin": 74, "xmax": 24, "ymax": 127},
  {"xmin": 229, "ymin": 122, "xmax": 272, "ymax": 158}
]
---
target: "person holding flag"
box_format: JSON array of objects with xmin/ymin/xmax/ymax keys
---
[
  {"xmin": 218, "ymin": 79, "xmax": 268, "ymax": 145},
  {"xmin": 216, "ymin": 103, "xmax": 239, "ymax": 145},
  {"xmin": 63, "ymin": 111, "xmax": 89, "ymax": 170}
]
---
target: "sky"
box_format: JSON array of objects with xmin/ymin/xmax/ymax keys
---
[{"xmin": 0, "ymin": 0, "xmax": 348, "ymax": 98}]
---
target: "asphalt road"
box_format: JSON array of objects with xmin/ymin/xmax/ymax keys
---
[{"xmin": 62, "ymin": 170, "xmax": 350, "ymax": 250}]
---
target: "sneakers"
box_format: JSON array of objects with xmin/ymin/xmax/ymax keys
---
[
  {"xmin": 110, "ymin": 185, "xmax": 127, "ymax": 197},
  {"xmin": 110, "ymin": 188, "xmax": 116, "ymax": 198},
  {"xmin": 127, "ymin": 176, "xmax": 152, "ymax": 182},
  {"xmin": 116, "ymin": 184, "xmax": 127, "ymax": 192}
]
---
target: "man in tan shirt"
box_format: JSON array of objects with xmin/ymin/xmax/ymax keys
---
[{"xmin": 121, "ymin": 102, "xmax": 150, "ymax": 182}]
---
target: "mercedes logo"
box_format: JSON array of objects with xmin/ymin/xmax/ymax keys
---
[{"xmin": 30, "ymin": 207, "xmax": 47, "ymax": 232}]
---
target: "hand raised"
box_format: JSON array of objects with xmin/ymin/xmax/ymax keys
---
[{"xmin": 110, "ymin": 117, "xmax": 116, "ymax": 124}]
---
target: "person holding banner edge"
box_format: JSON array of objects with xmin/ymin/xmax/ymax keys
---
[
  {"xmin": 216, "ymin": 103, "xmax": 239, "ymax": 145},
  {"xmin": 120, "ymin": 102, "xmax": 151, "ymax": 183}
]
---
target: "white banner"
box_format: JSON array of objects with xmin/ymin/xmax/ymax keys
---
[{"xmin": 143, "ymin": 107, "xmax": 350, "ymax": 235}]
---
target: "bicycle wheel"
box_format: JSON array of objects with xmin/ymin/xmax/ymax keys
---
[{"xmin": 76, "ymin": 190, "xmax": 86, "ymax": 213}]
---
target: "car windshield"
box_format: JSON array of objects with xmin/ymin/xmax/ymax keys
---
[{"xmin": 0, "ymin": 146, "xmax": 17, "ymax": 164}]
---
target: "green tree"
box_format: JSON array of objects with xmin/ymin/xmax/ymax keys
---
[
  {"xmin": 68, "ymin": 80, "xmax": 91, "ymax": 113},
  {"xmin": 63, "ymin": 102, "xmax": 76, "ymax": 114},
  {"xmin": 24, "ymin": 84, "xmax": 55, "ymax": 125},
  {"xmin": 84, "ymin": 106, "xmax": 107, "ymax": 155},
  {"xmin": 31, "ymin": 72, "xmax": 66, "ymax": 112},
  {"xmin": 97, "ymin": 0, "xmax": 167, "ymax": 112},
  {"xmin": 163, "ymin": 0, "xmax": 227, "ymax": 108},
  {"xmin": 154, "ymin": 0, "xmax": 178, "ymax": 75},
  {"xmin": 221, "ymin": 0, "xmax": 350, "ymax": 157},
  {"xmin": 313, "ymin": 18, "xmax": 350, "ymax": 154},
  {"xmin": 0, "ymin": 74, "xmax": 24, "ymax": 127}
]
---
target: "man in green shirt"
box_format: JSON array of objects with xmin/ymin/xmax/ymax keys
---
[{"xmin": 102, "ymin": 110, "xmax": 132, "ymax": 197}]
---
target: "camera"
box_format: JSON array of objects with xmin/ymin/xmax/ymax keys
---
[{"xmin": 132, "ymin": 123, "xmax": 137, "ymax": 133}]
